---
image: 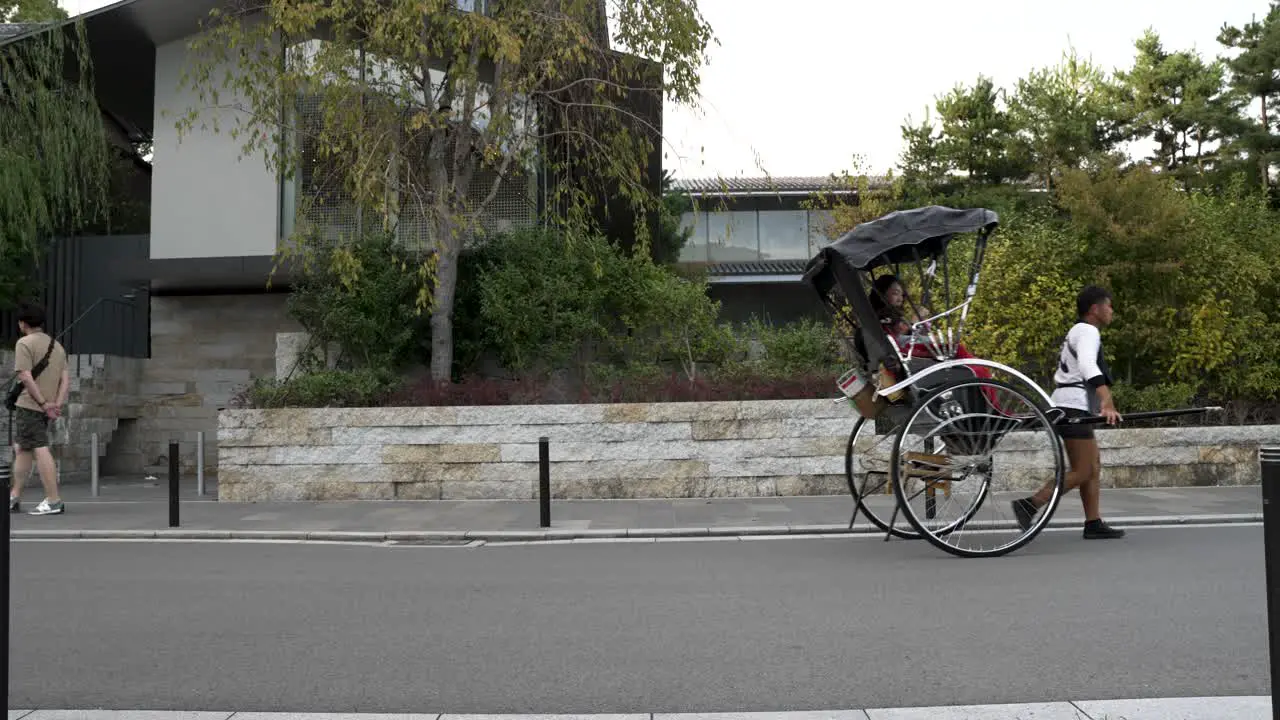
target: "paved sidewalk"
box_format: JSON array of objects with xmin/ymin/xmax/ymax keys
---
[
  {"xmin": 5, "ymin": 695, "xmax": 1274, "ymax": 718},
  {"xmin": 3, "ymin": 481, "xmax": 1263, "ymax": 541}
]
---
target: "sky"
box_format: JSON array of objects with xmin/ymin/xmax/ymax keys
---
[{"xmin": 61, "ymin": 0, "xmax": 1274, "ymax": 181}]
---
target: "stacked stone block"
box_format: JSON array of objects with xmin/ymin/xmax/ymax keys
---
[
  {"xmin": 217, "ymin": 400, "xmax": 1280, "ymax": 501},
  {"xmin": 139, "ymin": 294, "xmax": 299, "ymax": 479}
]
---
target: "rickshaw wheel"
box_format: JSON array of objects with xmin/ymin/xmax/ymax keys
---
[
  {"xmin": 890, "ymin": 377, "xmax": 1066, "ymax": 558},
  {"xmin": 846, "ymin": 413, "xmax": 982, "ymax": 540},
  {"xmin": 845, "ymin": 415, "xmax": 918, "ymax": 539}
]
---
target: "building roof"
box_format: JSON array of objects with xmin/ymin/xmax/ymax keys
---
[
  {"xmin": 685, "ymin": 259, "xmax": 810, "ymax": 283},
  {"xmin": 0, "ymin": 23, "xmax": 48, "ymax": 41},
  {"xmin": 0, "ymin": 0, "xmax": 254, "ymax": 140},
  {"xmin": 3, "ymin": 0, "xmax": 615, "ymax": 144},
  {"xmin": 672, "ymin": 175, "xmax": 890, "ymax": 196},
  {"xmin": 707, "ymin": 259, "xmax": 809, "ymax": 276}
]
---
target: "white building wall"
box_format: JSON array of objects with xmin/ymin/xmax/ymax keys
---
[{"xmin": 150, "ymin": 21, "xmax": 281, "ymax": 260}]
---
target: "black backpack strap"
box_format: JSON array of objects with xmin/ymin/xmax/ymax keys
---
[{"xmin": 29, "ymin": 335, "xmax": 55, "ymax": 380}]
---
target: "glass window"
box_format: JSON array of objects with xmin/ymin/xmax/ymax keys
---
[
  {"xmin": 808, "ymin": 209, "xmax": 835, "ymax": 254},
  {"xmin": 678, "ymin": 211, "xmax": 709, "ymax": 263},
  {"xmin": 707, "ymin": 210, "xmax": 759, "ymax": 262},
  {"xmin": 758, "ymin": 210, "xmax": 810, "ymax": 260}
]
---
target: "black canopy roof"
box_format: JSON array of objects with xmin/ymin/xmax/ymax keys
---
[{"xmin": 811, "ymin": 205, "xmax": 999, "ymax": 272}]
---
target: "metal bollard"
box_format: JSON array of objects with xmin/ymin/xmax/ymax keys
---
[
  {"xmin": 538, "ymin": 436, "xmax": 550, "ymax": 528},
  {"xmin": 0, "ymin": 459, "xmax": 10, "ymax": 709},
  {"xmin": 1262, "ymin": 447, "xmax": 1280, "ymax": 720},
  {"xmin": 168, "ymin": 440, "xmax": 180, "ymax": 528},
  {"xmin": 90, "ymin": 432, "xmax": 99, "ymax": 498},
  {"xmin": 196, "ymin": 431, "xmax": 205, "ymax": 497}
]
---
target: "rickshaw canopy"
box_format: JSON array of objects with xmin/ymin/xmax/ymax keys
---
[{"xmin": 806, "ymin": 205, "xmax": 999, "ymax": 273}]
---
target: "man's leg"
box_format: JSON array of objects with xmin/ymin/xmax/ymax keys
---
[
  {"xmin": 1011, "ymin": 433, "xmax": 1121, "ymax": 538},
  {"xmin": 15, "ymin": 408, "xmax": 62, "ymax": 515},
  {"xmin": 10, "ymin": 446, "xmax": 30, "ymax": 512},
  {"xmin": 1079, "ymin": 441, "xmax": 1103, "ymax": 521},
  {"xmin": 1078, "ymin": 441, "xmax": 1122, "ymax": 538},
  {"xmin": 1030, "ymin": 436, "xmax": 1096, "ymax": 507},
  {"xmin": 32, "ymin": 446, "xmax": 60, "ymax": 505},
  {"xmin": 1011, "ymin": 434, "xmax": 1094, "ymax": 528}
]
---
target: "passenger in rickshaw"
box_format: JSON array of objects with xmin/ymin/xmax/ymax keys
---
[{"xmin": 868, "ymin": 274, "xmax": 986, "ymax": 370}]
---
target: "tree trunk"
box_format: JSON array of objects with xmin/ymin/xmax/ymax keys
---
[
  {"xmin": 1261, "ymin": 94, "xmax": 1271, "ymax": 190},
  {"xmin": 429, "ymin": 217, "xmax": 461, "ymax": 383}
]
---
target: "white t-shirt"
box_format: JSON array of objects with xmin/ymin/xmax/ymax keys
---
[{"xmin": 1050, "ymin": 322, "xmax": 1109, "ymax": 412}]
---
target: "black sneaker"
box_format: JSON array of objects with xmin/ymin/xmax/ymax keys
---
[
  {"xmin": 8, "ymin": 495, "xmax": 18, "ymax": 513},
  {"xmin": 1083, "ymin": 519, "xmax": 1125, "ymax": 539},
  {"xmin": 1011, "ymin": 497, "xmax": 1037, "ymax": 531}
]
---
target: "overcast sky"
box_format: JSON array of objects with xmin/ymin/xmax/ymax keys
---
[{"xmin": 62, "ymin": 0, "xmax": 1272, "ymax": 180}]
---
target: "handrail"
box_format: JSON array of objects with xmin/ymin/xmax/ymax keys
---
[{"xmin": 53, "ymin": 296, "xmax": 136, "ymax": 344}]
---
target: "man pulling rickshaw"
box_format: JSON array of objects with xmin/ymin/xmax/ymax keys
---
[{"xmin": 803, "ymin": 205, "xmax": 1220, "ymax": 558}]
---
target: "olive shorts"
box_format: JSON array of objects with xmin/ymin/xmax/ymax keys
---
[{"xmin": 13, "ymin": 407, "xmax": 50, "ymax": 450}]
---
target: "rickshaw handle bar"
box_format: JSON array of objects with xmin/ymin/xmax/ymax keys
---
[{"xmin": 1058, "ymin": 406, "xmax": 1224, "ymax": 426}]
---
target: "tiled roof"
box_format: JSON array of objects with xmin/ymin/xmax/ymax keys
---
[
  {"xmin": 0, "ymin": 23, "xmax": 48, "ymax": 42},
  {"xmin": 672, "ymin": 175, "xmax": 890, "ymax": 195},
  {"xmin": 705, "ymin": 259, "xmax": 809, "ymax": 276}
]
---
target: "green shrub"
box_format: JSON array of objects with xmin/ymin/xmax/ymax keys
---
[
  {"xmin": 966, "ymin": 205, "xmax": 1084, "ymax": 386},
  {"xmin": 737, "ymin": 317, "xmax": 843, "ymax": 376},
  {"xmin": 455, "ymin": 226, "xmax": 733, "ymax": 375},
  {"xmin": 1110, "ymin": 382, "xmax": 1197, "ymax": 414},
  {"xmin": 283, "ymin": 230, "xmax": 429, "ymax": 372},
  {"xmin": 241, "ymin": 368, "xmax": 400, "ymax": 409},
  {"xmin": 968, "ymin": 167, "xmax": 1280, "ymax": 406}
]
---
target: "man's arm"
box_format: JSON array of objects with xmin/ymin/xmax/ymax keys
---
[
  {"xmin": 13, "ymin": 343, "xmax": 47, "ymax": 408},
  {"xmin": 1074, "ymin": 328, "xmax": 1107, "ymax": 389},
  {"xmin": 1075, "ymin": 327, "xmax": 1121, "ymax": 421},
  {"xmin": 51, "ymin": 367, "xmax": 69, "ymax": 415},
  {"xmin": 16, "ymin": 370, "xmax": 47, "ymax": 407}
]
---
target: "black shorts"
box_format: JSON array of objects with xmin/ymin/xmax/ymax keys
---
[{"xmin": 1056, "ymin": 407, "xmax": 1094, "ymax": 441}]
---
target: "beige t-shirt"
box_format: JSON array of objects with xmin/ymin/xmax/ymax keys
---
[{"xmin": 13, "ymin": 332, "xmax": 67, "ymax": 412}]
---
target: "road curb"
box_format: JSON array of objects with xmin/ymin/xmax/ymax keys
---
[
  {"xmin": 7, "ymin": 512, "xmax": 1262, "ymax": 543},
  {"xmin": 5, "ymin": 696, "xmax": 1274, "ymax": 719}
]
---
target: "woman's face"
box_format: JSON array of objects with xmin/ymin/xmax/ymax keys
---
[{"xmin": 885, "ymin": 282, "xmax": 904, "ymax": 307}]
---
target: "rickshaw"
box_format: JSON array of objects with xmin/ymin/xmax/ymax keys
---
[{"xmin": 802, "ymin": 205, "xmax": 1218, "ymax": 558}]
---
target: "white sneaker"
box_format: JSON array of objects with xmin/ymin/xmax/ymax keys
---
[{"xmin": 28, "ymin": 498, "xmax": 64, "ymax": 516}]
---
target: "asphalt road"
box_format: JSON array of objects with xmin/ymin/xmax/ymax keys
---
[{"xmin": 8, "ymin": 526, "xmax": 1267, "ymax": 714}]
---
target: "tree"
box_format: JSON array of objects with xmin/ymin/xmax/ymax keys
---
[
  {"xmin": 0, "ymin": 0, "xmax": 66, "ymax": 23},
  {"xmin": 650, "ymin": 169, "xmax": 693, "ymax": 266},
  {"xmin": 1006, "ymin": 47, "xmax": 1127, "ymax": 190},
  {"xmin": 1218, "ymin": 2, "xmax": 1280, "ymax": 193},
  {"xmin": 897, "ymin": 108, "xmax": 949, "ymax": 195},
  {"xmin": 1114, "ymin": 30, "xmax": 1240, "ymax": 189},
  {"xmin": 176, "ymin": 0, "xmax": 715, "ymax": 381},
  {"xmin": 933, "ymin": 75, "xmax": 1030, "ymax": 185},
  {"xmin": 0, "ymin": 20, "xmax": 111, "ymax": 307},
  {"xmin": 803, "ymin": 154, "xmax": 903, "ymax": 241}
]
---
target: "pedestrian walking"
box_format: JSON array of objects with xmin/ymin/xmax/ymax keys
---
[{"xmin": 6, "ymin": 303, "xmax": 69, "ymax": 516}]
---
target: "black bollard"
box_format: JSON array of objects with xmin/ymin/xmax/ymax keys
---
[
  {"xmin": 168, "ymin": 441, "xmax": 180, "ymax": 528},
  {"xmin": 538, "ymin": 436, "xmax": 550, "ymax": 528},
  {"xmin": 0, "ymin": 459, "xmax": 10, "ymax": 709},
  {"xmin": 1262, "ymin": 447, "xmax": 1280, "ymax": 720}
]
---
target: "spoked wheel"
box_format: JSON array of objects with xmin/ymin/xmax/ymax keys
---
[
  {"xmin": 846, "ymin": 415, "xmax": 917, "ymax": 538},
  {"xmin": 847, "ymin": 411, "xmax": 984, "ymax": 540},
  {"xmin": 890, "ymin": 378, "xmax": 1065, "ymax": 558}
]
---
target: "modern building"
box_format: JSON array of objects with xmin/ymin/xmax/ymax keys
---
[
  {"xmin": 672, "ymin": 175, "xmax": 887, "ymax": 324},
  {"xmin": 0, "ymin": 0, "xmax": 659, "ymax": 483}
]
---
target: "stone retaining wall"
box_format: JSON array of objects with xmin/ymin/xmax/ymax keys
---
[{"xmin": 217, "ymin": 401, "xmax": 1280, "ymax": 501}]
